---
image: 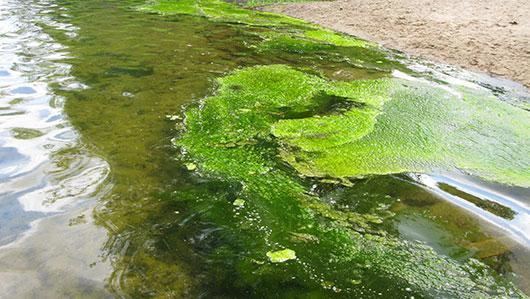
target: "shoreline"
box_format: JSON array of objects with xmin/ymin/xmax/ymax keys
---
[{"xmin": 263, "ymin": 0, "xmax": 530, "ymax": 89}]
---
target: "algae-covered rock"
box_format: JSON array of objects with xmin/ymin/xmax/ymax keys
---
[{"xmin": 176, "ymin": 64, "xmax": 528, "ymax": 297}]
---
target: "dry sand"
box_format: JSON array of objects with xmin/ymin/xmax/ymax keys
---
[{"xmin": 264, "ymin": 0, "xmax": 530, "ymax": 88}]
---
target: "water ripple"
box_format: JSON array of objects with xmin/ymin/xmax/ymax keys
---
[{"xmin": 0, "ymin": 0, "xmax": 111, "ymax": 295}]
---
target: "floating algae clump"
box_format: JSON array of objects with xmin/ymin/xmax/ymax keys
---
[
  {"xmin": 267, "ymin": 248, "xmax": 296, "ymax": 263},
  {"xmin": 176, "ymin": 65, "xmax": 528, "ymax": 297}
]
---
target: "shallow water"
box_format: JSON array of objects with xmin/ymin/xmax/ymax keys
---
[
  {"xmin": 0, "ymin": 0, "xmax": 529, "ymax": 297},
  {"xmin": 0, "ymin": 0, "xmax": 111, "ymax": 296}
]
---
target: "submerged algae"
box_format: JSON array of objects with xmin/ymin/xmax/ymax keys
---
[
  {"xmin": 139, "ymin": 0, "xmax": 385, "ymax": 62},
  {"xmin": 176, "ymin": 64, "xmax": 527, "ymax": 297},
  {"xmin": 47, "ymin": 0, "xmax": 530, "ymax": 296},
  {"xmin": 140, "ymin": 0, "xmax": 406, "ymax": 88},
  {"xmin": 139, "ymin": 0, "xmax": 308, "ymax": 27},
  {"xmin": 11, "ymin": 127, "xmax": 44, "ymax": 139}
]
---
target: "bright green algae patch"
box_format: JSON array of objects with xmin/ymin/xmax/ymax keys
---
[
  {"xmin": 139, "ymin": 0, "xmax": 308, "ymax": 27},
  {"xmin": 243, "ymin": 0, "xmax": 318, "ymax": 8},
  {"xmin": 275, "ymin": 77, "xmax": 530, "ymax": 187},
  {"xmin": 139, "ymin": 0, "xmax": 372, "ymax": 48},
  {"xmin": 305, "ymin": 29, "xmax": 368, "ymax": 48},
  {"xmin": 177, "ymin": 65, "xmax": 527, "ymax": 297},
  {"xmin": 266, "ymin": 248, "xmax": 296, "ymax": 263}
]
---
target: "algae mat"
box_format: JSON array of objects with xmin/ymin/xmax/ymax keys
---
[{"xmin": 176, "ymin": 64, "xmax": 528, "ymax": 297}]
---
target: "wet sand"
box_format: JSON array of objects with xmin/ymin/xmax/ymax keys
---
[{"xmin": 264, "ymin": 0, "xmax": 530, "ymax": 88}]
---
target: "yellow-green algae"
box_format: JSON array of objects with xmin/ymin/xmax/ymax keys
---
[
  {"xmin": 139, "ymin": 0, "xmax": 308, "ymax": 27},
  {"xmin": 140, "ymin": 0, "xmax": 372, "ymax": 48},
  {"xmin": 243, "ymin": 0, "xmax": 318, "ymax": 8},
  {"xmin": 305, "ymin": 29, "xmax": 368, "ymax": 48},
  {"xmin": 139, "ymin": 0, "xmax": 404, "ymax": 81},
  {"xmin": 276, "ymin": 76, "xmax": 530, "ymax": 187},
  {"xmin": 176, "ymin": 64, "xmax": 527, "ymax": 297},
  {"xmin": 267, "ymin": 248, "xmax": 297, "ymax": 263}
]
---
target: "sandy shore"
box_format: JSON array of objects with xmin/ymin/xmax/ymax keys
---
[{"xmin": 264, "ymin": 0, "xmax": 530, "ymax": 88}]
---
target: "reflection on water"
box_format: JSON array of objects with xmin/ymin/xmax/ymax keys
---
[
  {"xmin": 413, "ymin": 174, "xmax": 530, "ymax": 246},
  {"xmin": 0, "ymin": 0, "xmax": 528, "ymax": 297},
  {"xmin": 0, "ymin": 0, "xmax": 110, "ymax": 296}
]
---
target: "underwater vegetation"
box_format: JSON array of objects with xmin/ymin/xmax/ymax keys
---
[
  {"xmin": 135, "ymin": 0, "xmax": 530, "ymax": 297},
  {"xmin": 41, "ymin": 0, "xmax": 529, "ymax": 296},
  {"xmin": 139, "ymin": 0, "xmax": 400, "ymax": 74},
  {"xmin": 175, "ymin": 64, "xmax": 529, "ymax": 297},
  {"xmin": 11, "ymin": 127, "xmax": 45, "ymax": 139},
  {"xmin": 139, "ymin": 0, "xmax": 309, "ymax": 26}
]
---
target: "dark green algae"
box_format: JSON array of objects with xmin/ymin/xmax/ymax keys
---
[{"xmin": 41, "ymin": 0, "xmax": 530, "ymax": 297}]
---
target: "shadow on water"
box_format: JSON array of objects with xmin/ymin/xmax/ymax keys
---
[{"xmin": 11, "ymin": 0, "xmax": 527, "ymax": 297}]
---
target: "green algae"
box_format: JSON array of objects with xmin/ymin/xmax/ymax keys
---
[
  {"xmin": 205, "ymin": 64, "xmax": 530, "ymax": 187},
  {"xmin": 140, "ymin": 0, "xmax": 375, "ymax": 49},
  {"xmin": 11, "ymin": 127, "xmax": 45, "ymax": 139},
  {"xmin": 140, "ymin": 0, "xmax": 368, "ymax": 55},
  {"xmin": 233, "ymin": 198, "xmax": 246, "ymax": 206},
  {"xmin": 185, "ymin": 162, "xmax": 197, "ymax": 171},
  {"xmin": 304, "ymin": 29, "xmax": 370, "ymax": 48},
  {"xmin": 278, "ymin": 78, "xmax": 530, "ymax": 187},
  {"xmin": 140, "ymin": 0, "xmax": 403, "ymax": 80},
  {"xmin": 139, "ymin": 0, "xmax": 308, "ymax": 27},
  {"xmin": 243, "ymin": 0, "xmax": 318, "ymax": 7},
  {"xmin": 258, "ymin": 33, "xmax": 335, "ymax": 54},
  {"xmin": 39, "ymin": 0, "xmax": 530, "ymax": 296},
  {"xmin": 267, "ymin": 249, "xmax": 297, "ymax": 263},
  {"xmin": 176, "ymin": 64, "xmax": 527, "ymax": 297}
]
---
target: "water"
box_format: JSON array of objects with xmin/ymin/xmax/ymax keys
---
[
  {"xmin": 0, "ymin": 0, "xmax": 111, "ymax": 296},
  {"xmin": 0, "ymin": 0, "xmax": 528, "ymax": 297}
]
